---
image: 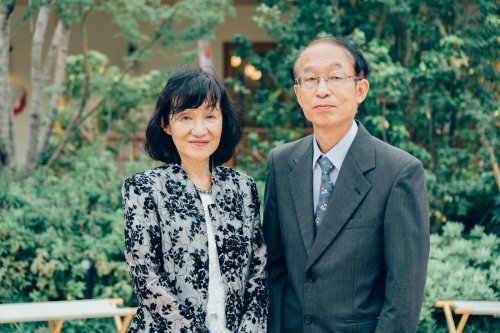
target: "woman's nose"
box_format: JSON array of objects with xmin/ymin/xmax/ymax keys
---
[{"xmin": 191, "ymin": 120, "xmax": 208, "ymax": 136}]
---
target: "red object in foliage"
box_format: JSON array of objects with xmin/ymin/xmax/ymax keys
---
[
  {"xmin": 13, "ymin": 89, "xmax": 27, "ymax": 114},
  {"xmin": 204, "ymin": 45, "xmax": 212, "ymax": 59}
]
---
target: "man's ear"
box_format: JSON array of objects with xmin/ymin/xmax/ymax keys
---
[
  {"xmin": 294, "ymin": 84, "xmax": 304, "ymax": 108},
  {"xmin": 356, "ymin": 79, "xmax": 369, "ymax": 104}
]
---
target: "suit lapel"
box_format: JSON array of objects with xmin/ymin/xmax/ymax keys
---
[
  {"xmin": 306, "ymin": 123, "xmax": 375, "ymax": 269},
  {"xmin": 289, "ymin": 136, "xmax": 315, "ymax": 257}
]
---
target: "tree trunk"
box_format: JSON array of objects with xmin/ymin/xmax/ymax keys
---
[
  {"xmin": 375, "ymin": 8, "xmax": 386, "ymax": 38},
  {"xmin": 402, "ymin": 27, "xmax": 412, "ymax": 67},
  {"xmin": 479, "ymin": 128, "xmax": 500, "ymax": 191},
  {"xmin": 393, "ymin": 15, "xmax": 413, "ymax": 67},
  {"xmin": 331, "ymin": 0, "xmax": 342, "ymax": 34},
  {"xmin": 46, "ymin": 18, "xmax": 91, "ymax": 168},
  {"xmin": 25, "ymin": 5, "xmax": 51, "ymax": 170},
  {"xmin": 39, "ymin": 21, "xmax": 71, "ymax": 159},
  {"xmin": 0, "ymin": 2, "xmax": 15, "ymax": 169}
]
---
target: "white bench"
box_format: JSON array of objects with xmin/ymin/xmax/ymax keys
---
[
  {"xmin": 436, "ymin": 300, "xmax": 500, "ymax": 333},
  {"xmin": 0, "ymin": 298, "xmax": 136, "ymax": 333}
]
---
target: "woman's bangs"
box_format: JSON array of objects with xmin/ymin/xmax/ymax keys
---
[{"xmin": 170, "ymin": 78, "xmax": 222, "ymax": 114}]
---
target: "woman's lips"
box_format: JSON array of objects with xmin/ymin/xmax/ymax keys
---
[{"xmin": 189, "ymin": 140, "xmax": 209, "ymax": 146}]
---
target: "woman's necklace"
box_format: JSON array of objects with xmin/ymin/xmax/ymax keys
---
[
  {"xmin": 195, "ymin": 185, "xmax": 212, "ymax": 195},
  {"xmin": 182, "ymin": 165, "xmax": 212, "ymax": 194}
]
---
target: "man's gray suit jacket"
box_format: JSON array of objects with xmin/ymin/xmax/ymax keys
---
[{"xmin": 263, "ymin": 122, "xmax": 430, "ymax": 333}]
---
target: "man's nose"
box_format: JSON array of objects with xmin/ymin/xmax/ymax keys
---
[{"xmin": 315, "ymin": 77, "xmax": 331, "ymax": 97}]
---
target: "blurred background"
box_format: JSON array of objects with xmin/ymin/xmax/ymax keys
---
[{"xmin": 0, "ymin": 0, "xmax": 498, "ymax": 332}]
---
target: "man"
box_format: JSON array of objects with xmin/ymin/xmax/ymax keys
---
[{"xmin": 263, "ymin": 36, "xmax": 430, "ymax": 333}]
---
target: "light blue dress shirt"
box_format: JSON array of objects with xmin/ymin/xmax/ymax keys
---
[{"xmin": 312, "ymin": 120, "xmax": 358, "ymax": 210}]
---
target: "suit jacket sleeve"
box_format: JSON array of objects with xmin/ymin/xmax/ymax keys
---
[
  {"xmin": 238, "ymin": 180, "xmax": 269, "ymax": 332},
  {"xmin": 122, "ymin": 178, "xmax": 209, "ymax": 332},
  {"xmin": 262, "ymin": 151, "xmax": 287, "ymax": 333},
  {"xmin": 376, "ymin": 159, "xmax": 430, "ymax": 332}
]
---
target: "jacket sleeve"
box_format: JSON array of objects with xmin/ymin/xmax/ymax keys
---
[
  {"xmin": 262, "ymin": 151, "xmax": 287, "ymax": 333},
  {"xmin": 375, "ymin": 159, "xmax": 430, "ymax": 332},
  {"xmin": 122, "ymin": 177, "xmax": 209, "ymax": 333},
  {"xmin": 238, "ymin": 180, "xmax": 269, "ymax": 332}
]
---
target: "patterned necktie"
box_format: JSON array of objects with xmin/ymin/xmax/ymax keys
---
[{"xmin": 315, "ymin": 156, "xmax": 334, "ymax": 234}]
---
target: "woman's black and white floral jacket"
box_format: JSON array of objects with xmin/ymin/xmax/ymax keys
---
[{"xmin": 122, "ymin": 163, "xmax": 269, "ymax": 332}]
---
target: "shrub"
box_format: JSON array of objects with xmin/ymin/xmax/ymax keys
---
[
  {"xmin": 418, "ymin": 222, "xmax": 499, "ymax": 332},
  {"xmin": 0, "ymin": 147, "xmax": 156, "ymax": 332}
]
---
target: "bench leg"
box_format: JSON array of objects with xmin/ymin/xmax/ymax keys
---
[
  {"xmin": 114, "ymin": 314, "xmax": 134, "ymax": 333},
  {"xmin": 443, "ymin": 303, "xmax": 457, "ymax": 333},
  {"xmin": 48, "ymin": 319, "xmax": 65, "ymax": 333},
  {"xmin": 456, "ymin": 313, "xmax": 470, "ymax": 333},
  {"xmin": 114, "ymin": 315, "xmax": 123, "ymax": 331}
]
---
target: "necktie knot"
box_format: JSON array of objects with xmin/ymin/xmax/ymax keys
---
[{"xmin": 318, "ymin": 156, "xmax": 333, "ymax": 175}]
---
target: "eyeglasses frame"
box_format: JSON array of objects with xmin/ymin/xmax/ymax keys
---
[{"xmin": 294, "ymin": 73, "xmax": 360, "ymax": 89}]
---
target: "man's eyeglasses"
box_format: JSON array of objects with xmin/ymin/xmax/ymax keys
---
[{"xmin": 295, "ymin": 72, "xmax": 359, "ymax": 89}]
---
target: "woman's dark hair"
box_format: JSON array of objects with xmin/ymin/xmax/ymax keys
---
[
  {"xmin": 145, "ymin": 67, "xmax": 242, "ymax": 166},
  {"xmin": 290, "ymin": 36, "xmax": 369, "ymax": 82}
]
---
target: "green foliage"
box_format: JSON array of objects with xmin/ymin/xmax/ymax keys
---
[
  {"xmin": 36, "ymin": 0, "xmax": 235, "ymax": 50},
  {"xmin": 39, "ymin": 50, "xmax": 166, "ymax": 165},
  {"xmin": 4, "ymin": 0, "xmax": 235, "ymax": 170},
  {"xmin": 55, "ymin": 0, "xmax": 95, "ymax": 26},
  {"xmin": 98, "ymin": 0, "xmax": 235, "ymax": 63},
  {"xmin": 230, "ymin": 0, "xmax": 498, "ymax": 232},
  {"xmin": 418, "ymin": 222, "xmax": 499, "ymax": 332},
  {"xmin": 65, "ymin": 50, "xmax": 164, "ymax": 133},
  {"xmin": 0, "ymin": 148, "xmax": 157, "ymax": 332}
]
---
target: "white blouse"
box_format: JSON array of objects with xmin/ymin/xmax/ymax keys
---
[{"xmin": 199, "ymin": 192, "xmax": 230, "ymax": 333}]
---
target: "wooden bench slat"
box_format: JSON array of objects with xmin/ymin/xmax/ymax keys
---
[
  {"xmin": 0, "ymin": 299, "xmax": 135, "ymax": 324},
  {"xmin": 451, "ymin": 301, "xmax": 500, "ymax": 315}
]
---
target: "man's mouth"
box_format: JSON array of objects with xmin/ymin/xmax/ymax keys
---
[{"xmin": 313, "ymin": 104, "xmax": 335, "ymax": 110}]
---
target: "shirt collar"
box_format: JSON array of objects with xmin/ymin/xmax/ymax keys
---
[{"xmin": 312, "ymin": 120, "xmax": 358, "ymax": 170}]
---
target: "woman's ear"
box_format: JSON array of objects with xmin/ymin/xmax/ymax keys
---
[
  {"xmin": 161, "ymin": 115, "xmax": 171, "ymax": 135},
  {"xmin": 163, "ymin": 125, "xmax": 171, "ymax": 135}
]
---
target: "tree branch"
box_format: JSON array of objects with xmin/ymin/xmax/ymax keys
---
[
  {"xmin": 77, "ymin": 14, "xmax": 174, "ymax": 124},
  {"xmin": 434, "ymin": 16, "xmax": 447, "ymax": 37}
]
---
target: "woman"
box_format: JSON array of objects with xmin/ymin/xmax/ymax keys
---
[{"xmin": 122, "ymin": 67, "xmax": 268, "ymax": 332}]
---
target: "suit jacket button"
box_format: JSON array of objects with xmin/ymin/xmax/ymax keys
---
[
  {"xmin": 306, "ymin": 272, "xmax": 316, "ymax": 282},
  {"xmin": 304, "ymin": 315, "xmax": 312, "ymax": 324}
]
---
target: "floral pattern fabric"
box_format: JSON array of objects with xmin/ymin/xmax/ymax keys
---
[{"xmin": 122, "ymin": 163, "xmax": 269, "ymax": 332}]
